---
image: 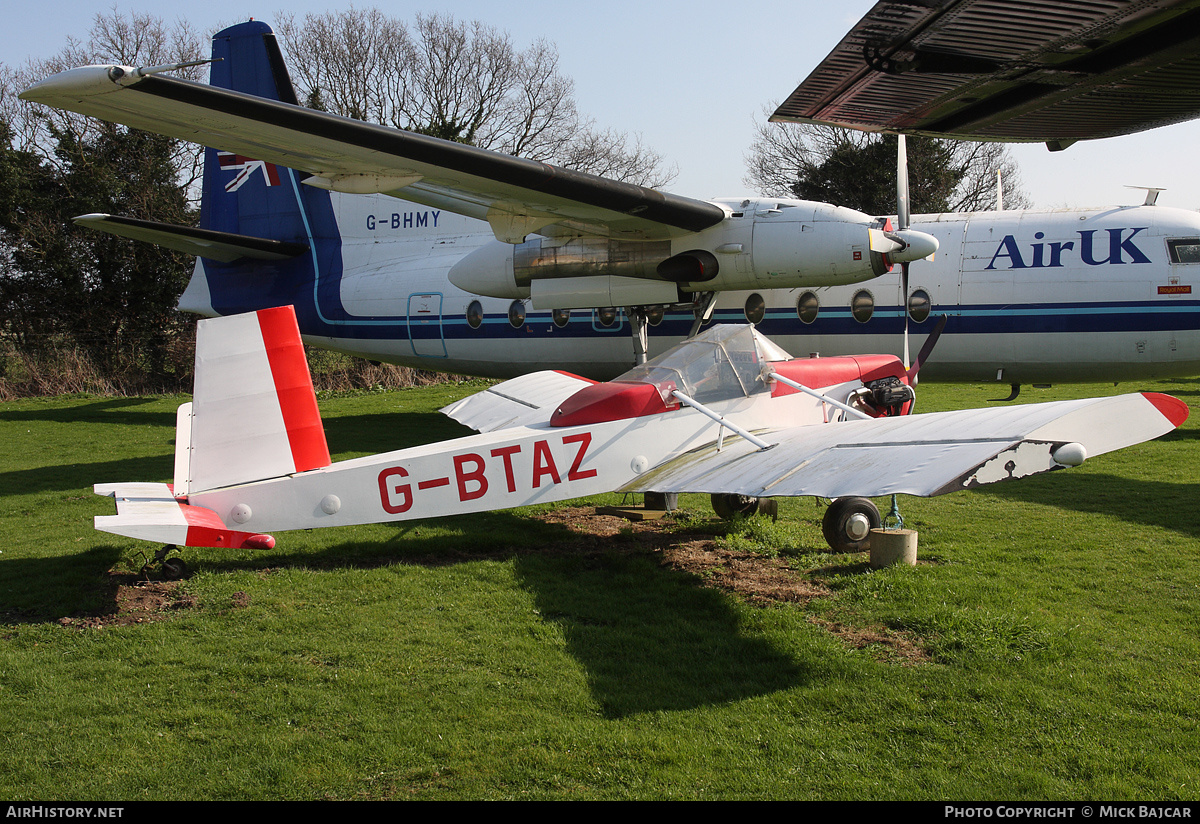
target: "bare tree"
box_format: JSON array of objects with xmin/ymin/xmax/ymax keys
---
[
  {"xmin": 4, "ymin": 9, "xmax": 206, "ymax": 194},
  {"xmin": 277, "ymin": 9, "xmax": 675, "ymax": 188},
  {"xmin": 745, "ymin": 116, "xmax": 1030, "ymax": 213}
]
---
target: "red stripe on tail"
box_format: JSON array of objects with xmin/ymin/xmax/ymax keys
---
[{"xmin": 256, "ymin": 306, "xmax": 331, "ymax": 473}]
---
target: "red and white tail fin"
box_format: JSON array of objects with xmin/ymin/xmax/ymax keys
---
[
  {"xmin": 96, "ymin": 306, "xmax": 327, "ymax": 549},
  {"xmin": 178, "ymin": 306, "xmax": 330, "ymax": 494}
]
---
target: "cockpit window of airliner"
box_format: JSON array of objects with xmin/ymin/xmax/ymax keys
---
[{"xmin": 1167, "ymin": 239, "xmax": 1200, "ymax": 263}]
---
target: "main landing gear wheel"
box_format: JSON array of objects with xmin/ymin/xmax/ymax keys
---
[
  {"xmin": 822, "ymin": 497, "xmax": 880, "ymax": 553},
  {"xmin": 711, "ymin": 493, "xmax": 761, "ymax": 520}
]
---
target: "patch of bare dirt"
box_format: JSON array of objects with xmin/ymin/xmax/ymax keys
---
[
  {"xmin": 533, "ymin": 507, "xmax": 931, "ymax": 663},
  {"xmin": 57, "ymin": 573, "xmax": 199, "ymax": 629}
]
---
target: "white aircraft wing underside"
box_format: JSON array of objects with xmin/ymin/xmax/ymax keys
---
[
  {"xmin": 629, "ymin": 393, "xmax": 1183, "ymax": 499},
  {"xmin": 20, "ymin": 69, "xmax": 725, "ymax": 242},
  {"xmin": 441, "ymin": 371, "xmax": 597, "ymax": 433}
]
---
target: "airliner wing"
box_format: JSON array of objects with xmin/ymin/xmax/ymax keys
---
[
  {"xmin": 629, "ymin": 393, "xmax": 1187, "ymax": 499},
  {"xmin": 21, "ymin": 68, "xmax": 724, "ymax": 242},
  {"xmin": 773, "ymin": 0, "xmax": 1200, "ymax": 149}
]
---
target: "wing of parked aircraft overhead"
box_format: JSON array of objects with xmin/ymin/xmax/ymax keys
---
[
  {"xmin": 629, "ymin": 392, "xmax": 1187, "ymax": 499},
  {"xmin": 19, "ymin": 21, "xmax": 725, "ymax": 243},
  {"xmin": 772, "ymin": 0, "xmax": 1200, "ymax": 149}
]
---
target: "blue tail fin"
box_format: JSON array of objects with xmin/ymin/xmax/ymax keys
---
[{"xmin": 182, "ymin": 21, "xmax": 341, "ymax": 324}]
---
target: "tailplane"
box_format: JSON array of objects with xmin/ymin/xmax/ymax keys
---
[
  {"xmin": 70, "ymin": 20, "xmax": 339, "ymax": 322},
  {"xmin": 96, "ymin": 305, "xmax": 329, "ymax": 549}
]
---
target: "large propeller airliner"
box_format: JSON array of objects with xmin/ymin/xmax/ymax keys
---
[{"xmin": 18, "ymin": 2, "xmax": 1200, "ymax": 392}]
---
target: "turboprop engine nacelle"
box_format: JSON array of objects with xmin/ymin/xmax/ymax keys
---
[{"xmin": 446, "ymin": 199, "xmax": 937, "ymax": 308}]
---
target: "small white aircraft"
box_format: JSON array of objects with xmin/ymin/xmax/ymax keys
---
[
  {"xmin": 94, "ymin": 304, "xmax": 1186, "ymax": 575},
  {"xmin": 18, "ymin": 10, "xmax": 1200, "ymax": 391}
]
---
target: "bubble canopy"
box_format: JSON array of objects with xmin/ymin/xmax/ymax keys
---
[{"xmin": 615, "ymin": 324, "xmax": 793, "ymax": 404}]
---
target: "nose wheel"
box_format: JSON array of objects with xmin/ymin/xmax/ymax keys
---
[{"xmin": 822, "ymin": 497, "xmax": 880, "ymax": 553}]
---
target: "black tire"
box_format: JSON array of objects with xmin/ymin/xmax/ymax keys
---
[
  {"xmin": 821, "ymin": 497, "xmax": 880, "ymax": 553},
  {"xmin": 162, "ymin": 557, "xmax": 188, "ymax": 580},
  {"xmin": 711, "ymin": 493, "xmax": 760, "ymax": 520}
]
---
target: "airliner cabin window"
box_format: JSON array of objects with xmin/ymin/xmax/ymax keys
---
[
  {"xmin": 508, "ymin": 300, "xmax": 526, "ymax": 328},
  {"xmin": 797, "ymin": 291, "xmax": 819, "ymax": 324},
  {"xmin": 553, "ymin": 308, "xmax": 570, "ymax": 328},
  {"xmin": 908, "ymin": 289, "xmax": 931, "ymax": 323},
  {"xmin": 744, "ymin": 293, "xmax": 765, "ymax": 325},
  {"xmin": 851, "ymin": 290, "xmax": 875, "ymax": 323},
  {"xmin": 1168, "ymin": 239, "xmax": 1200, "ymax": 263},
  {"xmin": 466, "ymin": 300, "xmax": 484, "ymax": 329}
]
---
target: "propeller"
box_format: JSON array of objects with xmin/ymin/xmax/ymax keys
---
[
  {"xmin": 888, "ymin": 134, "xmax": 939, "ymax": 378},
  {"xmin": 905, "ymin": 313, "xmax": 948, "ymax": 383},
  {"xmin": 898, "ymin": 134, "xmax": 911, "ymax": 369}
]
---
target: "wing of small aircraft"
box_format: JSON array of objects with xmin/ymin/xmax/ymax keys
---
[
  {"xmin": 630, "ymin": 392, "xmax": 1187, "ymax": 499},
  {"xmin": 773, "ymin": 0, "xmax": 1200, "ymax": 149},
  {"xmin": 441, "ymin": 371, "xmax": 597, "ymax": 433},
  {"xmin": 20, "ymin": 21, "xmax": 724, "ymax": 243}
]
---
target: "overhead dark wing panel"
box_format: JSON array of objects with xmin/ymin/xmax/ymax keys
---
[{"xmin": 772, "ymin": 0, "xmax": 1200, "ymax": 148}]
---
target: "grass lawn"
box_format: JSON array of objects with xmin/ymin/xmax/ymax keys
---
[{"xmin": 1, "ymin": 376, "xmax": 1198, "ymax": 799}]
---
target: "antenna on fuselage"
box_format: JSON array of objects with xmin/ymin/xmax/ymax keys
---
[{"xmin": 1125, "ymin": 186, "xmax": 1165, "ymax": 206}]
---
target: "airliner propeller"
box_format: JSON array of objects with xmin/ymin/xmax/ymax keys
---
[
  {"xmin": 898, "ymin": 133, "xmax": 912, "ymax": 370},
  {"xmin": 887, "ymin": 134, "xmax": 940, "ymax": 378}
]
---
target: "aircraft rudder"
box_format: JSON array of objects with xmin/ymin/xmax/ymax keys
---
[
  {"xmin": 195, "ymin": 21, "xmax": 340, "ymax": 322},
  {"xmin": 185, "ymin": 305, "xmax": 330, "ymax": 494}
]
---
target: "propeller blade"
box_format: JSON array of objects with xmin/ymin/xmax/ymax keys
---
[
  {"xmin": 906, "ymin": 313, "xmax": 948, "ymax": 384},
  {"xmin": 896, "ymin": 134, "xmax": 910, "ymax": 232},
  {"xmin": 902, "ymin": 262, "xmax": 910, "ymax": 369}
]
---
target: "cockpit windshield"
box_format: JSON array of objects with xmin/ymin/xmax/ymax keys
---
[{"xmin": 615, "ymin": 324, "xmax": 792, "ymax": 404}]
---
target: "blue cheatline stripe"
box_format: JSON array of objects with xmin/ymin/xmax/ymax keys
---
[{"xmin": 414, "ymin": 301, "xmax": 1200, "ymax": 344}]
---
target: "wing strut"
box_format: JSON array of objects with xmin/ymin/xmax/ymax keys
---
[
  {"xmin": 670, "ymin": 390, "xmax": 774, "ymax": 451},
  {"xmin": 765, "ymin": 370, "xmax": 873, "ymax": 421}
]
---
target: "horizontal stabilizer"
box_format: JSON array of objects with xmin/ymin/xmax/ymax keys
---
[
  {"xmin": 441, "ymin": 371, "xmax": 596, "ymax": 433},
  {"xmin": 94, "ymin": 482, "xmax": 275, "ymax": 549},
  {"xmin": 74, "ymin": 213, "xmax": 308, "ymax": 262},
  {"xmin": 630, "ymin": 393, "xmax": 1188, "ymax": 499}
]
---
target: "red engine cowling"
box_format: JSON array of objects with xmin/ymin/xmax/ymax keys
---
[{"xmin": 771, "ymin": 354, "xmax": 914, "ymax": 417}]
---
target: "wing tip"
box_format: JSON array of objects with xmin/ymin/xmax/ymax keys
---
[{"xmin": 1141, "ymin": 392, "xmax": 1190, "ymax": 429}]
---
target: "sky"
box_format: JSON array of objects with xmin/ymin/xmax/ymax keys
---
[{"xmin": 8, "ymin": 0, "xmax": 1200, "ymax": 212}]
